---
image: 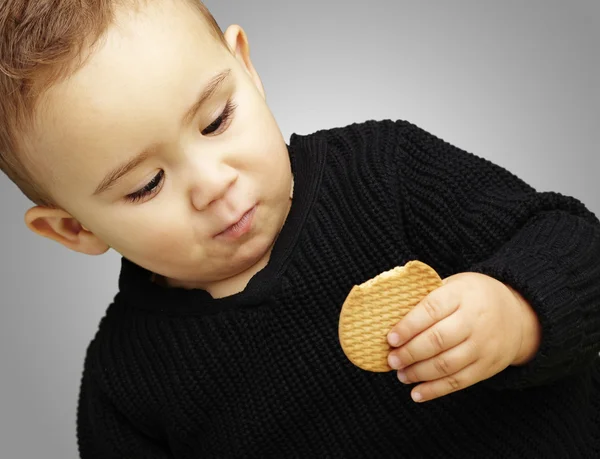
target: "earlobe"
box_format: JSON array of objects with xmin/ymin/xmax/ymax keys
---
[
  {"xmin": 24, "ymin": 206, "xmax": 109, "ymax": 255},
  {"xmin": 223, "ymin": 24, "xmax": 266, "ymax": 99}
]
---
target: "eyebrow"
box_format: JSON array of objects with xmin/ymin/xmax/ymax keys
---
[{"xmin": 93, "ymin": 68, "xmax": 232, "ymax": 196}]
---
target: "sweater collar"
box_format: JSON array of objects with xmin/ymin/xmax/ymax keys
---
[{"xmin": 116, "ymin": 131, "xmax": 326, "ymax": 316}]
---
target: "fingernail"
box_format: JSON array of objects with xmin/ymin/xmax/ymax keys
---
[
  {"xmin": 388, "ymin": 355, "xmax": 401, "ymax": 369},
  {"xmin": 388, "ymin": 332, "xmax": 401, "ymax": 347},
  {"xmin": 397, "ymin": 371, "xmax": 408, "ymax": 383},
  {"xmin": 412, "ymin": 391, "xmax": 423, "ymax": 402}
]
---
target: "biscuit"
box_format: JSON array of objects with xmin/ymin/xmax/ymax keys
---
[{"xmin": 338, "ymin": 260, "xmax": 443, "ymax": 372}]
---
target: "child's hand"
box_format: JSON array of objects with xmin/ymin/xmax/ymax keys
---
[{"xmin": 386, "ymin": 272, "xmax": 541, "ymax": 403}]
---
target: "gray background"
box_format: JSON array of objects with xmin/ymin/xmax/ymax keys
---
[{"xmin": 1, "ymin": 1, "xmax": 598, "ymax": 457}]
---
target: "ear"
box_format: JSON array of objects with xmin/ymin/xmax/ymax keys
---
[
  {"xmin": 24, "ymin": 206, "xmax": 110, "ymax": 255},
  {"xmin": 223, "ymin": 24, "xmax": 266, "ymax": 99}
]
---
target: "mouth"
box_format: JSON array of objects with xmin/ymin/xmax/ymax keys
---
[{"xmin": 214, "ymin": 205, "xmax": 257, "ymax": 240}]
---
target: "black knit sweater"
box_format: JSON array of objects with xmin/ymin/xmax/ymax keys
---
[{"xmin": 77, "ymin": 119, "xmax": 600, "ymax": 458}]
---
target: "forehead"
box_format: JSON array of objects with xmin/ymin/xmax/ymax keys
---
[
  {"xmin": 45, "ymin": 0, "xmax": 225, "ymax": 122},
  {"xmin": 28, "ymin": 0, "xmax": 227, "ymax": 196}
]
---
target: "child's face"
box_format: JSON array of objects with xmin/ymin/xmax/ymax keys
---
[{"xmin": 24, "ymin": 1, "xmax": 293, "ymax": 292}]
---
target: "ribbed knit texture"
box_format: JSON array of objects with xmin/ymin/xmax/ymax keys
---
[{"xmin": 77, "ymin": 119, "xmax": 600, "ymax": 458}]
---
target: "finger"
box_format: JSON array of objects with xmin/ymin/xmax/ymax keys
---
[
  {"xmin": 388, "ymin": 313, "xmax": 470, "ymax": 370},
  {"xmin": 409, "ymin": 361, "xmax": 483, "ymax": 403},
  {"xmin": 396, "ymin": 339, "xmax": 477, "ymax": 384},
  {"xmin": 387, "ymin": 285, "xmax": 460, "ymax": 348}
]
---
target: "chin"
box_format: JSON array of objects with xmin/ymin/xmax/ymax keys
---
[
  {"xmin": 230, "ymin": 234, "xmax": 273, "ymax": 271},
  {"xmin": 238, "ymin": 239, "xmax": 271, "ymax": 266}
]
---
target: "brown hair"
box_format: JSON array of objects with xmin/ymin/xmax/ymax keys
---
[{"xmin": 0, "ymin": 0, "xmax": 228, "ymax": 209}]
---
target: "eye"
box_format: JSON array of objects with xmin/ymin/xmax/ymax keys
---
[
  {"xmin": 125, "ymin": 169, "xmax": 164, "ymax": 203},
  {"xmin": 201, "ymin": 99, "xmax": 237, "ymax": 136},
  {"xmin": 122, "ymin": 100, "xmax": 237, "ymax": 204}
]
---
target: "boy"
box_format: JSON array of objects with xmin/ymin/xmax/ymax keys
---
[{"xmin": 1, "ymin": 0, "xmax": 599, "ymax": 457}]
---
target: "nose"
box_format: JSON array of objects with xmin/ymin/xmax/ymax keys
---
[{"xmin": 189, "ymin": 159, "xmax": 238, "ymax": 211}]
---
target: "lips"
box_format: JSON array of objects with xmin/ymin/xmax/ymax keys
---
[{"xmin": 214, "ymin": 205, "xmax": 257, "ymax": 238}]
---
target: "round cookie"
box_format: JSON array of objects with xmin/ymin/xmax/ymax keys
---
[{"xmin": 338, "ymin": 260, "xmax": 443, "ymax": 372}]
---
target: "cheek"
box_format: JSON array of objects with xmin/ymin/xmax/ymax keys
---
[
  {"xmin": 101, "ymin": 217, "xmax": 187, "ymax": 255},
  {"xmin": 250, "ymin": 150, "xmax": 290, "ymax": 189}
]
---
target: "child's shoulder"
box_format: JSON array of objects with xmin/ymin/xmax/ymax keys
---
[
  {"xmin": 295, "ymin": 118, "xmax": 438, "ymax": 158},
  {"xmin": 305, "ymin": 118, "xmax": 414, "ymax": 139},
  {"xmin": 291, "ymin": 118, "xmax": 421, "ymax": 166}
]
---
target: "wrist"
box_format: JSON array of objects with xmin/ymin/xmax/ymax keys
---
[{"xmin": 506, "ymin": 285, "xmax": 542, "ymax": 366}]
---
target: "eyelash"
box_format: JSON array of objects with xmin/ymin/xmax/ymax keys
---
[{"xmin": 124, "ymin": 99, "xmax": 238, "ymax": 203}]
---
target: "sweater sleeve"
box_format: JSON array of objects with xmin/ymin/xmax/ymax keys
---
[
  {"xmin": 76, "ymin": 364, "xmax": 174, "ymax": 459},
  {"xmin": 390, "ymin": 119, "xmax": 600, "ymax": 390}
]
